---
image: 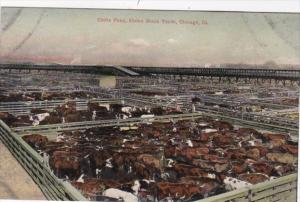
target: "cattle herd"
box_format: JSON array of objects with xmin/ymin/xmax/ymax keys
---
[
  {"xmin": 0, "ymin": 91, "xmax": 101, "ymax": 102},
  {"xmin": 16, "ymin": 109, "xmax": 297, "ymax": 201},
  {"xmin": 0, "ymin": 100, "xmax": 183, "ymax": 128},
  {"xmin": 0, "ymin": 73, "xmax": 298, "ymax": 202}
]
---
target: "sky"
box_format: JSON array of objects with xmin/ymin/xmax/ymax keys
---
[{"xmin": 1, "ymin": 8, "xmax": 299, "ymax": 67}]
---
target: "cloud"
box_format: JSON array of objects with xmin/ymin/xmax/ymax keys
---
[
  {"xmin": 129, "ymin": 38, "xmax": 151, "ymax": 47},
  {"xmin": 85, "ymin": 45, "xmax": 97, "ymax": 50},
  {"xmin": 70, "ymin": 55, "xmax": 82, "ymax": 65},
  {"xmin": 167, "ymin": 38, "xmax": 178, "ymax": 44}
]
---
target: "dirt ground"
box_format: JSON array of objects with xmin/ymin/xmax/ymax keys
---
[{"xmin": 0, "ymin": 141, "xmax": 45, "ymax": 200}]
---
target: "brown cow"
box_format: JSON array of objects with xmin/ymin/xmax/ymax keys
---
[
  {"xmin": 133, "ymin": 162, "xmax": 155, "ymax": 179},
  {"xmin": 262, "ymin": 133, "xmax": 289, "ymax": 142},
  {"xmin": 230, "ymin": 161, "xmax": 248, "ymax": 174},
  {"xmin": 199, "ymin": 132, "xmax": 219, "ymax": 142},
  {"xmin": 55, "ymin": 101, "xmax": 77, "ymax": 116},
  {"xmin": 0, "ymin": 112, "xmax": 18, "ymax": 125},
  {"xmin": 92, "ymin": 150, "xmax": 112, "ymax": 168},
  {"xmin": 249, "ymin": 162, "xmax": 274, "ymax": 176},
  {"xmin": 50, "ymin": 150, "xmax": 81, "ymax": 178},
  {"xmin": 226, "ymin": 148, "xmax": 247, "ymax": 160},
  {"xmin": 39, "ymin": 114, "xmax": 61, "ymax": 125},
  {"xmin": 137, "ymin": 154, "xmax": 161, "ymax": 170},
  {"xmin": 64, "ymin": 112, "xmax": 89, "ymax": 123},
  {"xmin": 280, "ymin": 144, "xmax": 298, "ymax": 155},
  {"xmin": 10, "ymin": 115, "xmax": 33, "ymax": 127},
  {"xmin": 72, "ymin": 179, "xmax": 121, "ymax": 197},
  {"xmin": 174, "ymin": 164, "xmax": 216, "ymax": 178},
  {"xmin": 266, "ymin": 153, "xmax": 297, "ymax": 164},
  {"xmin": 237, "ymin": 128, "xmax": 262, "ymax": 138},
  {"xmin": 273, "ymin": 164, "xmax": 295, "ymax": 176},
  {"xmin": 142, "ymin": 128, "xmax": 163, "ymax": 139},
  {"xmin": 155, "ymin": 182, "xmax": 208, "ymax": 200},
  {"xmin": 268, "ymin": 139, "xmax": 286, "ymax": 148},
  {"xmin": 238, "ymin": 173, "xmax": 269, "ymax": 184},
  {"xmin": 164, "ymin": 145, "xmax": 209, "ymax": 161},
  {"xmin": 210, "ymin": 120, "xmax": 233, "ymax": 131},
  {"xmin": 87, "ymin": 102, "xmax": 108, "ymax": 113},
  {"xmin": 150, "ymin": 107, "xmax": 164, "ymax": 116},
  {"xmin": 212, "ymin": 135, "xmax": 235, "ymax": 147},
  {"xmin": 180, "ymin": 146, "xmax": 210, "ymax": 160},
  {"xmin": 192, "ymin": 159, "xmax": 229, "ymax": 173},
  {"xmin": 245, "ymin": 146, "xmax": 268, "ymax": 158},
  {"xmin": 22, "ymin": 134, "xmax": 48, "ymax": 148},
  {"xmin": 246, "ymin": 148, "xmax": 261, "ymax": 160}
]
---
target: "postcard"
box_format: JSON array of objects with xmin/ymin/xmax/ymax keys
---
[{"xmin": 0, "ymin": 7, "xmax": 299, "ymax": 202}]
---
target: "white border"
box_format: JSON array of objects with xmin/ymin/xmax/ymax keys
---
[{"xmin": 1, "ymin": 0, "xmax": 300, "ymax": 13}]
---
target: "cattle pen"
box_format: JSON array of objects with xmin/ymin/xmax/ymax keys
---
[{"xmin": 0, "ymin": 66, "xmax": 298, "ymax": 202}]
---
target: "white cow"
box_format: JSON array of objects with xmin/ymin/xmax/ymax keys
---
[{"xmin": 102, "ymin": 188, "xmax": 138, "ymax": 202}]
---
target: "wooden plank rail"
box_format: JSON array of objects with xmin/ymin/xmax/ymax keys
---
[
  {"xmin": 12, "ymin": 110, "xmax": 298, "ymax": 139},
  {"xmin": 0, "ymin": 98, "xmax": 122, "ymax": 115},
  {"xmin": 122, "ymin": 94, "xmax": 298, "ymax": 134},
  {"xmin": 198, "ymin": 173, "xmax": 297, "ymax": 202},
  {"xmin": 196, "ymin": 106, "xmax": 298, "ymax": 129},
  {"xmin": 194, "ymin": 95, "xmax": 296, "ymax": 109},
  {"xmin": 12, "ymin": 113, "xmax": 204, "ymax": 134}
]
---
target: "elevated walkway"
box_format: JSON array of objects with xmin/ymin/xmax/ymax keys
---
[{"xmin": 114, "ymin": 66, "xmax": 140, "ymax": 76}]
